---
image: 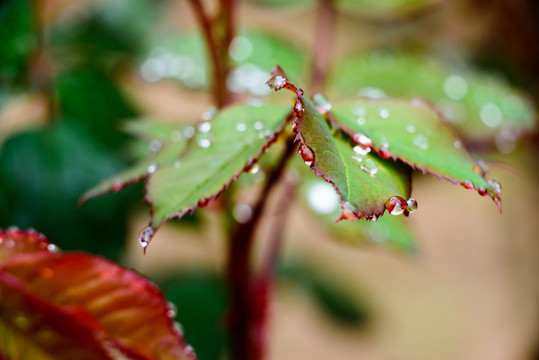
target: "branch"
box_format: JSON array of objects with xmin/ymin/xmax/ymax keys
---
[
  {"xmin": 186, "ymin": 0, "xmax": 227, "ymax": 108},
  {"xmin": 310, "ymin": 0, "xmax": 337, "ymax": 93},
  {"xmin": 226, "ymin": 135, "xmax": 297, "ymax": 360}
]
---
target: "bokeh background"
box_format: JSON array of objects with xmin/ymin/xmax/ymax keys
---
[{"xmin": 1, "ymin": 0, "xmax": 538, "ymax": 359}]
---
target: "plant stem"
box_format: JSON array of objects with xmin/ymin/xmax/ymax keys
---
[
  {"xmin": 310, "ymin": 0, "xmax": 337, "ymax": 93},
  {"xmin": 186, "ymin": 0, "xmax": 228, "ymax": 108},
  {"xmin": 226, "ymin": 136, "xmax": 296, "ymax": 360}
]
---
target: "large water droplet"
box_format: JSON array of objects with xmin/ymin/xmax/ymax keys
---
[
  {"xmin": 361, "ymin": 158, "xmax": 378, "ymax": 176},
  {"xmin": 267, "ymin": 75, "xmax": 287, "ymax": 90},
  {"xmin": 339, "ymin": 202, "xmax": 359, "ymax": 220},
  {"xmin": 138, "ymin": 226, "xmax": 155, "ymax": 253},
  {"xmin": 413, "ymin": 134, "xmax": 429, "ymax": 150},
  {"xmin": 386, "ymin": 196, "xmax": 406, "ymax": 215},
  {"xmin": 477, "ymin": 187, "xmax": 487, "ymax": 196},
  {"xmin": 299, "ymin": 144, "xmax": 315, "ymax": 166},
  {"xmin": 443, "ymin": 75, "xmax": 468, "ymax": 100}
]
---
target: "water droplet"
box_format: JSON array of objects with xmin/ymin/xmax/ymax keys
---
[
  {"xmin": 173, "ymin": 322, "xmax": 184, "ymax": 336},
  {"xmin": 385, "ymin": 196, "xmax": 406, "ymax": 215},
  {"xmin": 352, "ymin": 134, "xmax": 372, "ymax": 148},
  {"xmin": 47, "ymin": 243, "xmax": 59, "ymax": 252},
  {"xmin": 173, "ymin": 161, "xmax": 181, "ymax": 169},
  {"xmin": 147, "ymin": 162, "xmax": 158, "ymax": 174},
  {"xmin": 167, "ymin": 301, "xmax": 177, "ymax": 318},
  {"xmin": 361, "ymin": 158, "xmax": 378, "ymax": 176},
  {"xmin": 13, "ymin": 314, "xmax": 31, "ymax": 330},
  {"xmin": 443, "ymin": 75, "xmax": 468, "ymax": 100},
  {"xmin": 357, "ymin": 87, "xmax": 386, "ymax": 99},
  {"xmin": 406, "ymin": 198, "xmax": 418, "ymax": 213},
  {"xmin": 480, "ymin": 103, "xmax": 503, "ymax": 128},
  {"xmin": 236, "ymin": 123, "xmax": 247, "ymax": 132},
  {"xmin": 183, "ymin": 126, "xmax": 196, "ymax": 139},
  {"xmin": 253, "ymin": 121, "xmax": 264, "ymax": 130},
  {"xmin": 149, "ymin": 140, "xmax": 162, "ymax": 152},
  {"xmin": 313, "ymin": 93, "xmax": 332, "ymax": 113},
  {"xmin": 377, "ymin": 146, "xmax": 391, "ymax": 159},
  {"xmin": 487, "ymin": 179, "xmax": 502, "ymax": 195},
  {"xmin": 299, "ymin": 144, "xmax": 315, "ymax": 166},
  {"xmin": 267, "ymin": 75, "xmax": 287, "ymax": 90},
  {"xmin": 461, "ymin": 180, "xmax": 474, "ymax": 190},
  {"xmin": 138, "ymin": 226, "xmax": 155, "ymax": 252},
  {"xmin": 249, "ymin": 164, "xmax": 260, "ymax": 174},
  {"xmin": 198, "ymin": 121, "xmax": 211, "ymax": 133},
  {"xmin": 477, "ymin": 187, "xmax": 487, "ymax": 196},
  {"xmin": 454, "ymin": 139, "xmax": 462, "ymax": 148},
  {"xmin": 170, "ymin": 130, "xmax": 182, "ymax": 142},
  {"xmin": 406, "ymin": 124, "xmax": 416, "ymax": 133},
  {"xmin": 197, "ymin": 138, "xmax": 211, "ymax": 148},
  {"xmin": 199, "ymin": 198, "xmax": 210, "ymax": 207},
  {"xmin": 357, "ymin": 117, "xmax": 366, "ymax": 125},
  {"xmin": 112, "ymin": 181, "xmax": 123, "ymax": 193},
  {"xmin": 370, "ymin": 215, "xmax": 378, "ymax": 222},
  {"xmin": 353, "ymin": 146, "xmax": 370, "ymax": 156},
  {"xmin": 413, "ymin": 134, "xmax": 429, "ymax": 150},
  {"xmin": 233, "ymin": 204, "xmax": 253, "ymax": 223},
  {"xmin": 352, "ymin": 103, "xmax": 368, "ymax": 116},
  {"xmin": 379, "ymin": 108, "xmax": 390, "ymax": 119}
]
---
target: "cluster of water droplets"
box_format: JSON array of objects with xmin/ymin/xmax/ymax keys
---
[{"xmin": 385, "ymin": 196, "xmax": 418, "ymax": 216}]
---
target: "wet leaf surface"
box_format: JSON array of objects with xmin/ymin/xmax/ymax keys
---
[
  {"xmin": 0, "ymin": 230, "xmax": 196, "ymax": 360},
  {"xmin": 147, "ymin": 103, "xmax": 291, "ymax": 227},
  {"xmin": 329, "ymin": 98, "xmax": 502, "ymax": 208},
  {"xmin": 269, "ymin": 70, "xmax": 411, "ymax": 220},
  {"xmin": 328, "ymin": 51, "xmax": 536, "ymax": 143}
]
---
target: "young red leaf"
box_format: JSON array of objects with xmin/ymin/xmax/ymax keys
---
[{"xmin": 0, "ymin": 230, "xmax": 196, "ymax": 360}]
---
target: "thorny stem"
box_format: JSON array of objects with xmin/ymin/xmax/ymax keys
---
[
  {"xmin": 310, "ymin": 0, "xmax": 337, "ymax": 93},
  {"xmin": 226, "ymin": 136, "xmax": 297, "ymax": 360}
]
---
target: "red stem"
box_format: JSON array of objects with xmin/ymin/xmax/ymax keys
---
[
  {"xmin": 186, "ymin": 0, "xmax": 228, "ymax": 108},
  {"xmin": 226, "ymin": 137, "xmax": 296, "ymax": 360},
  {"xmin": 310, "ymin": 0, "xmax": 337, "ymax": 93}
]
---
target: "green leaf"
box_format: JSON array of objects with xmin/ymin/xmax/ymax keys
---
[
  {"xmin": 296, "ymin": 96, "xmax": 411, "ymax": 220},
  {"xmin": 147, "ymin": 103, "xmax": 291, "ymax": 227},
  {"xmin": 0, "ymin": 230, "xmax": 196, "ymax": 360},
  {"xmin": 328, "ymin": 51, "xmax": 536, "ymax": 143},
  {"xmin": 329, "ymin": 97, "xmax": 502, "ymax": 208},
  {"xmin": 302, "ymin": 179, "xmax": 416, "ymax": 253},
  {"xmin": 143, "ymin": 30, "xmax": 307, "ymax": 93},
  {"xmin": 336, "ymin": 0, "xmax": 441, "ymax": 19},
  {"xmin": 268, "ymin": 71, "xmax": 411, "ymax": 220},
  {"xmin": 81, "ymin": 121, "xmax": 190, "ymax": 202}
]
